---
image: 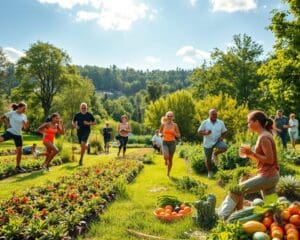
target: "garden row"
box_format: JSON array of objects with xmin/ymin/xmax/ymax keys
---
[{"xmin": 0, "ymin": 159, "xmax": 143, "ymax": 239}]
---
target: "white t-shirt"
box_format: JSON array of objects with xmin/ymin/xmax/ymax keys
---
[
  {"xmin": 151, "ymin": 135, "xmax": 162, "ymax": 146},
  {"xmin": 198, "ymin": 119, "xmax": 227, "ymax": 148},
  {"xmin": 5, "ymin": 111, "xmax": 27, "ymax": 136},
  {"xmin": 289, "ymin": 119, "xmax": 299, "ymax": 132}
]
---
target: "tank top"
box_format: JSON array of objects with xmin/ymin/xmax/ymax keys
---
[
  {"xmin": 42, "ymin": 126, "xmax": 58, "ymax": 143},
  {"xmin": 163, "ymin": 123, "xmax": 176, "ymax": 142},
  {"xmin": 255, "ymin": 132, "xmax": 279, "ymax": 177}
]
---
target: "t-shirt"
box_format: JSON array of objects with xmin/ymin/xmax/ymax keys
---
[
  {"xmin": 151, "ymin": 135, "xmax": 162, "ymax": 146},
  {"xmin": 103, "ymin": 127, "xmax": 112, "ymax": 139},
  {"xmin": 5, "ymin": 111, "xmax": 27, "ymax": 136},
  {"xmin": 73, "ymin": 112, "xmax": 95, "ymax": 132},
  {"xmin": 198, "ymin": 119, "xmax": 227, "ymax": 148},
  {"xmin": 275, "ymin": 116, "xmax": 289, "ymax": 134}
]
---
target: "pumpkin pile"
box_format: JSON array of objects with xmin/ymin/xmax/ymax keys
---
[{"xmin": 153, "ymin": 195, "xmax": 192, "ymax": 222}]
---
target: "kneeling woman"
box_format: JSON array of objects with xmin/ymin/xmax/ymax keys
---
[
  {"xmin": 218, "ymin": 110, "xmax": 279, "ymax": 219},
  {"xmin": 38, "ymin": 113, "xmax": 64, "ymax": 171}
]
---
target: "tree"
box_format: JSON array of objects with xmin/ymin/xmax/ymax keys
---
[
  {"xmin": 257, "ymin": 0, "xmax": 300, "ymax": 114},
  {"xmin": 146, "ymin": 79, "xmax": 162, "ymax": 102},
  {"xmin": 190, "ymin": 34, "xmax": 263, "ymax": 108},
  {"xmin": 144, "ymin": 90, "xmax": 197, "ymax": 140},
  {"xmin": 0, "ymin": 48, "xmax": 9, "ymax": 113},
  {"xmin": 16, "ymin": 41, "xmax": 70, "ymax": 118}
]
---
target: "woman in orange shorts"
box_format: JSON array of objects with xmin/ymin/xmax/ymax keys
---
[
  {"xmin": 37, "ymin": 113, "xmax": 64, "ymax": 171},
  {"xmin": 159, "ymin": 111, "xmax": 181, "ymax": 177}
]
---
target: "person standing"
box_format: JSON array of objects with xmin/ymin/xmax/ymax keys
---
[
  {"xmin": 103, "ymin": 121, "xmax": 112, "ymax": 154},
  {"xmin": 37, "ymin": 113, "xmax": 64, "ymax": 171},
  {"xmin": 218, "ymin": 110, "xmax": 279, "ymax": 219},
  {"xmin": 117, "ymin": 115, "xmax": 131, "ymax": 158},
  {"xmin": 151, "ymin": 129, "xmax": 163, "ymax": 153},
  {"xmin": 159, "ymin": 111, "xmax": 181, "ymax": 177},
  {"xmin": 72, "ymin": 103, "xmax": 96, "ymax": 165},
  {"xmin": 198, "ymin": 109, "xmax": 228, "ymax": 179},
  {"xmin": 288, "ymin": 113, "xmax": 299, "ymax": 150},
  {"xmin": 275, "ymin": 110, "xmax": 289, "ymax": 149},
  {"xmin": 0, "ymin": 102, "xmax": 29, "ymax": 173}
]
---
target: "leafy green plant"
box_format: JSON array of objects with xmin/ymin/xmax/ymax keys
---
[
  {"xmin": 276, "ymin": 175, "xmax": 300, "ymax": 201},
  {"xmin": 172, "ymin": 176, "xmax": 207, "ymax": 197}
]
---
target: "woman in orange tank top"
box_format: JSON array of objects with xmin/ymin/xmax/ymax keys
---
[
  {"xmin": 37, "ymin": 113, "xmax": 64, "ymax": 171},
  {"xmin": 159, "ymin": 111, "xmax": 181, "ymax": 177}
]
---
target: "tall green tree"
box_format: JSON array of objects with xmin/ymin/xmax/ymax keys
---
[
  {"xmin": 190, "ymin": 34, "xmax": 263, "ymax": 107},
  {"xmin": 16, "ymin": 41, "xmax": 70, "ymax": 118},
  {"xmin": 257, "ymin": 0, "xmax": 300, "ymax": 114},
  {"xmin": 144, "ymin": 90, "xmax": 197, "ymax": 140},
  {"xmin": 0, "ymin": 48, "xmax": 9, "ymax": 112}
]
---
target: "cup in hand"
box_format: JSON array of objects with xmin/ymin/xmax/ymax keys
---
[{"xmin": 239, "ymin": 143, "xmax": 251, "ymax": 158}]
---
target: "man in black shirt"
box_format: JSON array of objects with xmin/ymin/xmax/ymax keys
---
[
  {"xmin": 102, "ymin": 122, "xmax": 112, "ymax": 154},
  {"xmin": 72, "ymin": 103, "xmax": 96, "ymax": 165},
  {"xmin": 275, "ymin": 109, "xmax": 289, "ymax": 149}
]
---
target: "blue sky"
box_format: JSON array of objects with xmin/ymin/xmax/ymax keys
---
[{"xmin": 0, "ymin": 0, "xmax": 283, "ymax": 70}]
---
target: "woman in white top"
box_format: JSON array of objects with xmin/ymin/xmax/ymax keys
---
[
  {"xmin": 117, "ymin": 115, "xmax": 131, "ymax": 157},
  {"xmin": 0, "ymin": 102, "xmax": 29, "ymax": 173},
  {"xmin": 288, "ymin": 113, "xmax": 299, "ymax": 150}
]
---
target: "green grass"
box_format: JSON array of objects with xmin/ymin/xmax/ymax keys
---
[{"xmin": 79, "ymin": 152, "xmax": 226, "ymax": 240}]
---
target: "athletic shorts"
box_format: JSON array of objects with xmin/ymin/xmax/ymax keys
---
[
  {"xmin": 1, "ymin": 131, "xmax": 23, "ymax": 147},
  {"xmin": 204, "ymin": 141, "xmax": 228, "ymax": 162},
  {"xmin": 77, "ymin": 130, "xmax": 90, "ymax": 143},
  {"xmin": 239, "ymin": 173, "xmax": 279, "ymax": 198},
  {"xmin": 289, "ymin": 131, "xmax": 299, "ymax": 141},
  {"xmin": 162, "ymin": 141, "xmax": 176, "ymax": 156}
]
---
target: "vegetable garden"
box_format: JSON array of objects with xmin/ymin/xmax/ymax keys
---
[{"xmin": 0, "ymin": 136, "xmax": 300, "ymax": 239}]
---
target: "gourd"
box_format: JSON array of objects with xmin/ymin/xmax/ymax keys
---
[
  {"xmin": 242, "ymin": 221, "xmax": 266, "ymax": 234},
  {"xmin": 194, "ymin": 194, "xmax": 217, "ymax": 230},
  {"xmin": 252, "ymin": 232, "xmax": 270, "ymax": 240},
  {"xmin": 227, "ymin": 207, "xmax": 263, "ymax": 223}
]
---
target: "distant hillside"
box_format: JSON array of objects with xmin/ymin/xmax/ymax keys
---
[{"xmin": 77, "ymin": 65, "xmax": 192, "ymax": 96}]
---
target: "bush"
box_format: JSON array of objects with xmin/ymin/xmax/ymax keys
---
[
  {"xmin": 172, "ymin": 176, "xmax": 207, "ymax": 197},
  {"xmin": 59, "ymin": 147, "xmax": 73, "ymax": 163},
  {"xmin": 217, "ymin": 144, "xmax": 250, "ymax": 170},
  {"xmin": 215, "ymin": 166, "xmax": 254, "ymax": 187},
  {"xmin": 128, "ymin": 135, "xmax": 152, "ymax": 145},
  {"xmin": 89, "ymin": 134, "xmax": 104, "ymax": 153}
]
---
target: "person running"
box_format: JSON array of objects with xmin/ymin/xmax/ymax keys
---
[
  {"xmin": 288, "ymin": 113, "xmax": 299, "ymax": 150},
  {"xmin": 198, "ymin": 109, "xmax": 228, "ymax": 179},
  {"xmin": 159, "ymin": 111, "xmax": 181, "ymax": 177},
  {"xmin": 151, "ymin": 130, "xmax": 163, "ymax": 153},
  {"xmin": 0, "ymin": 102, "xmax": 29, "ymax": 173},
  {"xmin": 103, "ymin": 121, "xmax": 112, "ymax": 154},
  {"xmin": 275, "ymin": 109, "xmax": 289, "ymax": 149},
  {"xmin": 117, "ymin": 115, "xmax": 131, "ymax": 158},
  {"xmin": 37, "ymin": 113, "xmax": 64, "ymax": 171},
  {"xmin": 218, "ymin": 110, "xmax": 279, "ymax": 219},
  {"xmin": 72, "ymin": 103, "xmax": 96, "ymax": 165}
]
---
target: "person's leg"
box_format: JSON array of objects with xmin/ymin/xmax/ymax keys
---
[
  {"xmin": 43, "ymin": 142, "xmax": 58, "ymax": 168},
  {"xmin": 15, "ymin": 146, "xmax": 22, "ymax": 167},
  {"xmin": 280, "ymin": 132, "xmax": 287, "ymax": 149},
  {"xmin": 213, "ymin": 141, "xmax": 228, "ymax": 162},
  {"xmin": 118, "ymin": 137, "xmax": 124, "ymax": 156},
  {"xmin": 79, "ymin": 131, "xmax": 90, "ymax": 165},
  {"xmin": 122, "ymin": 137, "xmax": 128, "ymax": 157},
  {"xmin": 204, "ymin": 147, "xmax": 213, "ymax": 178},
  {"xmin": 162, "ymin": 142, "xmax": 169, "ymax": 166},
  {"xmin": 14, "ymin": 135, "xmax": 24, "ymax": 169},
  {"xmin": 167, "ymin": 142, "xmax": 176, "ymax": 177}
]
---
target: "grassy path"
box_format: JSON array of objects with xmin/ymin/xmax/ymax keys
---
[{"xmin": 80, "ymin": 151, "xmax": 226, "ymax": 240}]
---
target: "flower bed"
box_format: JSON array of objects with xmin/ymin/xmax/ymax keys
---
[{"xmin": 0, "ymin": 160, "xmax": 143, "ymax": 239}]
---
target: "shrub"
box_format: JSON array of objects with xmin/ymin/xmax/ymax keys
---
[
  {"xmin": 128, "ymin": 135, "xmax": 152, "ymax": 145},
  {"xmin": 172, "ymin": 176, "xmax": 207, "ymax": 197},
  {"xmin": 89, "ymin": 134, "xmax": 104, "ymax": 153},
  {"xmin": 215, "ymin": 166, "xmax": 254, "ymax": 187},
  {"xmin": 59, "ymin": 148, "xmax": 73, "ymax": 163}
]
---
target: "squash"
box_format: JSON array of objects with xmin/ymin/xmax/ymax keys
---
[
  {"xmin": 252, "ymin": 198, "xmax": 264, "ymax": 206},
  {"xmin": 252, "ymin": 232, "xmax": 270, "ymax": 240},
  {"xmin": 242, "ymin": 221, "xmax": 266, "ymax": 234}
]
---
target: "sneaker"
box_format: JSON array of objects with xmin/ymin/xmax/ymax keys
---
[
  {"xmin": 15, "ymin": 166, "xmax": 26, "ymax": 173},
  {"xmin": 212, "ymin": 154, "xmax": 218, "ymax": 165},
  {"xmin": 208, "ymin": 171, "xmax": 213, "ymax": 179},
  {"xmin": 79, "ymin": 160, "xmax": 83, "ymax": 166}
]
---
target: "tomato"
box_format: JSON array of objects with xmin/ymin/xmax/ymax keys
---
[
  {"xmin": 180, "ymin": 203, "xmax": 186, "ymax": 210},
  {"xmin": 286, "ymin": 233, "xmax": 299, "ymax": 240},
  {"xmin": 171, "ymin": 211, "xmax": 177, "ymax": 216},
  {"xmin": 285, "ymin": 223, "xmax": 297, "ymax": 232},
  {"xmin": 183, "ymin": 206, "xmax": 191, "ymax": 214},
  {"xmin": 271, "ymin": 229, "xmax": 284, "ymax": 239},
  {"xmin": 290, "ymin": 214, "xmax": 300, "ymax": 226},
  {"xmin": 262, "ymin": 216, "xmax": 273, "ymax": 228},
  {"xmin": 286, "ymin": 228, "xmax": 299, "ymax": 236},
  {"xmin": 165, "ymin": 209, "xmax": 172, "ymax": 214},
  {"xmin": 289, "ymin": 203, "xmax": 300, "ymax": 215},
  {"xmin": 165, "ymin": 205, "xmax": 173, "ymax": 211},
  {"xmin": 155, "ymin": 208, "xmax": 164, "ymax": 215},
  {"xmin": 270, "ymin": 222, "xmax": 279, "ymax": 230},
  {"xmin": 178, "ymin": 210, "xmax": 185, "ymax": 214},
  {"xmin": 282, "ymin": 210, "xmax": 292, "ymax": 221}
]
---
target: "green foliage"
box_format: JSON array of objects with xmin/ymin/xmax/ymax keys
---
[
  {"xmin": 127, "ymin": 135, "xmax": 152, "ymax": 145},
  {"xmin": 195, "ymin": 93, "xmax": 249, "ymax": 141},
  {"xmin": 172, "ymin": 176, "xmax": 207, "ymax": 197},
  {"xmin": 113, "ymin": 177, "xmax": 130, "ymax": 200},
  {"xmin": 217, "ymin": 144, "xmax": 250, "ymax": 170},
  {"xmin": 144, "ymin": 90, "xmax": 197, "ymax": 140},
  {"xmin": 276, "ymin": 175, "xmax": 300, "ymax": 201},
  {"xmin": 215, "ymin": 166, "xmax": 254, "ymax": 187}
]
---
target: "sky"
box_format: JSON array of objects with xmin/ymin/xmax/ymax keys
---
[{"xmin": 0, "ymin": 0, "xmax": 284, "ymax": 70}]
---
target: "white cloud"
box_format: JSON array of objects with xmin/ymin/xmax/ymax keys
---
[
  {"xmin": 3, "ymin": 47, "xmax": 25, "ymax": 63},
  {"xmin": 190, "ymin": 0, "xmax": 198, "ymax": 6},
  {"xmin": 210, "ymin": 0, "xmax": 257, "ymax": 13},
  {"xmin": 145, "ymin": 56, "xmax": 161, "ymax": 64},
  {"xmin": 76, "ymin": 11, "xmax": 99, "ymax": 21},
  {"xmin": 37, "ymin": 0, "xmax": 89, "ymax": 9},
  {"xmin": 38, "ymin": 0, "xmax": 155, "ymax": 31},
  {"xmin": 176, "ymin": 46, "xmax": 210, "ymax": 65}
]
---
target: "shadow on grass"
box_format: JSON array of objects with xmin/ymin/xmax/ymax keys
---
[
  {"xmin": 61, "ymin": 164, "xmax": 80, "ymax": 170},
  {"xmin": 13, "ymin": 170, "xmax": 46, "ymax": 182}
]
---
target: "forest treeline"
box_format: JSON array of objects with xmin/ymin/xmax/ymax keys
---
[{"xmin": 0, "ymin": 0, "xmax": 299, "ymax": 141}]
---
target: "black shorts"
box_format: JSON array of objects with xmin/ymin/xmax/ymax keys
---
[
  {"xmin": 104, "ymin": 137, "xmax": 111, "ymax": 144},
  {"xmin": 77, "ymin": 130, "xmax": 90, "ymax": 143},
  {"xmin": 1, "ymin": 131, "xmax": 23, "ymax": 147}
]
